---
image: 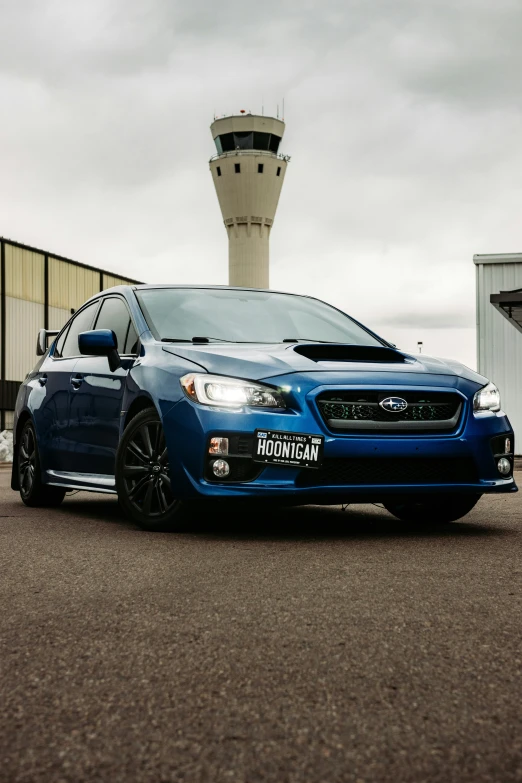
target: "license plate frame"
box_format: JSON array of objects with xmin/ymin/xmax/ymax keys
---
[{"xmin": 253, "ymin": 429, "xmax": 324, "ymax": 469}]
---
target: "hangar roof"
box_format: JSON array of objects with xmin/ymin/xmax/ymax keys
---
[
  {"xmin": 474, "ymin": 253, "xmax": 522, "ymax": 265},
  {"xmin": 490, "ymin": 288, "xmax": 522, "ymax": 334}
]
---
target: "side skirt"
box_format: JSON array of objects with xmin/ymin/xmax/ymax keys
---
[{"xmin": 45, "ymin": 470, "xmax": 117, "ymax": 495}]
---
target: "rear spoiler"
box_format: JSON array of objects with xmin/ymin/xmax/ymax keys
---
[{"xmin": 36, "ymin": 329, "xmax": 60, "ymax": 356}]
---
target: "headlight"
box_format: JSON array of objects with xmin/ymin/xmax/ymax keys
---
[
  {"xmin": 180, "ymin": 373, "xmax": 286, "ymax": 409},
  {"xmin": 473, "ymin": 382, "xmax": 501, "ymax": 413}
]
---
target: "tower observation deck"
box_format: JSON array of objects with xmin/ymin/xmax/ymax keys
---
[{"xmin": 209, "ymin": 113, "xmax": 289, "ymax": 289}]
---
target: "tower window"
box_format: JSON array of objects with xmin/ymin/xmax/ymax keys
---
[
  {"xmin": 216, "ymin": 166, "xmax": 221, "ymax": 176},
  {"xmin": 258, "ymin": 163, "xmax": 264, "ymax": 173},
  {"xmin": 276, "ymin": 166, "xmax": 281, "ymax": 176},
  {"xmin": 234, "ymin": 163, "xmax": 241, "ymax": 173},
  {"xmin": 214, "ymin": 132, "xmax": 281, "ymax": 154}
]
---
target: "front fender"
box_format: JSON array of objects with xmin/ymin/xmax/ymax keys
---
[{"xmin": 119, "ymin": 350, "xmax": 206, "ymax": 436}]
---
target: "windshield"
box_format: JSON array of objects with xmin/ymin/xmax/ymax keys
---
[{"xmin": 135, "ymin": 288, "xmax": 383, "ymax": 346}]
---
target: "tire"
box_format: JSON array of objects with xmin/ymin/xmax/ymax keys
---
[
  {"xmin": 383, "ymin": 495, "xmax": 482, "ymax": 524},
  {"xmin": 115, "ymin": 408, "xmax": 184, "ymax": 531},
  {"xmin": 18, "ymin": 421, "xmax": 66, "ymax": 507}
]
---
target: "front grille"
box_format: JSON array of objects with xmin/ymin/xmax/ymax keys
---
[
  {"xmin": 297, "ymin": 457, "xmax": 477, "ymax": 487},
  {"xmin": 317, "ymin": 391, "xmax": 463, "ymax": 433}
]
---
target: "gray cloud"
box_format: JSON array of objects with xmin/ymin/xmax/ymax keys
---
[
  {"xmin": 376, "ymin": 309, "xmax": 475, "ymax": 330},
  {"xmin": 0, "ymin": 0, "xmax": 521, "ymax": 367}
]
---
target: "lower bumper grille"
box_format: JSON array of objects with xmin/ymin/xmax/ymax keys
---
[
  {"xmin": 296, "ymin": 457, "xmax": 478, "ymax": 487},
  {"xmin": 205, "ymin": 434, "xmax": 261, "ymax": 483}
]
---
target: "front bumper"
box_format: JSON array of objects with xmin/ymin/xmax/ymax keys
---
[{"xmin": 163, "ymin": 379, "xmax": 517, "ymax": 501}]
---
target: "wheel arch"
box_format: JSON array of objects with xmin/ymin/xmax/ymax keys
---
[
  {"xmin": 11, "ymin": 410, "xmax": 32, "ymax": 491},
  {"xmin": 123, "ymin": 396, "xmax": 158, "ymax": 431}
]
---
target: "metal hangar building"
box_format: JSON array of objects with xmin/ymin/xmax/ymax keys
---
[
  {"xmin": 0, "ymin": 237, "xmax": 140, "ymax": 430},
  {"xmin": 474, "ymin": 252, "xmax": 522, "ymax": 450}
]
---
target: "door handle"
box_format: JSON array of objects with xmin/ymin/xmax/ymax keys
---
[
  {"xmin": 70, "ymin": 375, "xmax": 83, "ymax": 389},
  {"xmin": 38, "ymin": 375, "xmax": 48, "ymax": 386}
]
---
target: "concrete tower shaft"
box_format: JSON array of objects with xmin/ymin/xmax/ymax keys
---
[{"xmin": 209, "ymin": 114, "xmax": 288, "ymax": 289}]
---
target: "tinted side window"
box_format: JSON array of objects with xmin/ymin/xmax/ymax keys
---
[
  {"xmin": 54, "ymin": 326, "xmax": 69, "ymax": 358},
  {"xmin": 60, "ymin": 301, "xmax": 100, "ymax": 358},
  {"xmin": 95, "ymin": 297, "xmax": 136, "ymax": 354},
  {"xmin": 125, "ymin": 321, "xmax": 139, "ymax": 354}
]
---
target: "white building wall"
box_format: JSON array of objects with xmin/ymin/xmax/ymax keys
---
[
  {"xmin": 4, "ymin": 245, "xmax": 45, "ymax": 382},
  {"xmin": 48, "ymin": 305, "xmax": 72, "ymax": 332},
  {"xmin": 475, "ymin": 254, "xmax": 522, "ymax": 450},
  {"xmin": 3, "ymin": 411, "xmax": 15, "ymax": 430},
  {"xmin": 5, "ymin": 296, "xmax": 45, "ymax": 381}
]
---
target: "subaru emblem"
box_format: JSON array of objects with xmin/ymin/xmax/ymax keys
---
[{"xmin": 380, "ymin": 396, "xmax": 408, "ymax": 413}]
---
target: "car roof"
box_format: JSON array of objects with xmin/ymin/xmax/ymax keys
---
[
  {"xmin": 81, "ymin": 284, "xmax": 317, "ymax": 308},
  {"xmin": 132, "ymin": 284, "xmax": 311, "ymax": 297},
  {"xmin": 82, "ymin": 284, "xmax": 319, "ymax": 308}
]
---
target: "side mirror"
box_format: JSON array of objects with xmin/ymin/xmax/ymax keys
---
[
  {"xmin": 78, "ymin": 329, "xmax": 121, "ymax": 372},
  {"xmin": 36, "ymin": 329, "xmax": 59, "ymax": 356}
]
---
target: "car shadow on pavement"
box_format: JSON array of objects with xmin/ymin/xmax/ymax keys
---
[
  {"xmin": 56, "ymin": 493, "xmax": 506, "ymax": 541},
  {"xmin": 187, "ymin": 502, "xmax": 504, "ymax": 541}
]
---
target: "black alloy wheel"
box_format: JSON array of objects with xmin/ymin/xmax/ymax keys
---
[
  {"xmin": 383, "ymin": 494, "xmax": 482, "ymax": 524},
  {"xmin": 19, "ymin": 425, "xmax": 36, "ymax": 497},
  {"xmin": 18, "ymin": 421, "xmax": 66, "ymax": 507},
  {"xmin": 116, "ymin": 408, "xmax": 183, "ymax": 530}
]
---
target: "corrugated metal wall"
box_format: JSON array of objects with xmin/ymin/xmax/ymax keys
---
[
  {"xmin": 6, "ymin": 297, "xmax": 45, "ymax": 381},
  {"xmin": 49, "ymin": 257, "xmax": 100, "ymax": 311},
  {"xmin": 102, "ymin": 274, "xmax": 132, "ymax": 289},
  {"xmin": 6, "ymin": 245, "xmax": 45, "ymax": 299},
  {"xmin": 476, "ymin": 259, "xmax": 522, "ymax": 448},
  {"xmin": 47, "ymin": 257, "xmax": 100, "ymax": 331},
  {"xmin": 0, "ymin": 239, "xmax": 141, "ymax": 428},
  {"xmin": 5, "ymin": 245, "xmax": 45, "ymax": 381}
]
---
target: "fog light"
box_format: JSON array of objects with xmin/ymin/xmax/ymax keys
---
[
  {"xmin": 497, "ymin": 457, "xmax": 511, "ymax": 476},
  {"xmin": 209, "ymin": 437, "xmax": 229, "ymax": 455},
  {"xmin": 505, "ymin": 437, "xmax": 512, "ymax": 454},
  {"xmin": 212, "ymin": 459, "xmax": 230, "ymax": 478}
]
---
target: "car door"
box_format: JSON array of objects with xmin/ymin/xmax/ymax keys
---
[
  {"xmin": 32, "ymin": 300, "xmax": 100, "ymax": 473},
  {"xmin": 67, "ymin": 295, "xmax": 139, "ymax": 476}
]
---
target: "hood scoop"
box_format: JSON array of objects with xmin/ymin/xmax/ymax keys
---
[{"xmin": 292, "ymin": 344, "xmax": 408, "ymax": 363}]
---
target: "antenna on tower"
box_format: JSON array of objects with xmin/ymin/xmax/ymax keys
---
[
  {"xmin": 277, "ymin": 104, "xmax": 279, "ymax": 118},
  {"xmin": 282, "ymin": 97, "xmax": 285, "ymax": 120}
]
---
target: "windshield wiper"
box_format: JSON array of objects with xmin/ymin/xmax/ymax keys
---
[
  {"xmin": 191, "ymin": 336, "xmax": 238, "ymax": 344},
  {"xmin": 282, "ymin": 338, "xmax": 337, "ymax": 343},
  {"xmin": 162, "ymin": 336, "xmax": 238, "ymax": 344},
  {"xmin": 161, "ymin": 338, "xmax": 193, "ymax": 343}
]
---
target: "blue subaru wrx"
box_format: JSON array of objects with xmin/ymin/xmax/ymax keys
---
[{"xmin": 11, "ymin": 285, "xmax": 517, "ymax": 530}]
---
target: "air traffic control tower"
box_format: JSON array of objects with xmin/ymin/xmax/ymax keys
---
[{"xmin": 209, "ymin": 113, "xmax": 289, "ymax": 288}]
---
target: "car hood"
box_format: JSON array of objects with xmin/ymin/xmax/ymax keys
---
[{"xmin": 162, "ymin": 342, "xmax": 487, "ymax": 387}]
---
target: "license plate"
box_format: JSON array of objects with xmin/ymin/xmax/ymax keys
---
[{"xmin": 253, "ymin": 429, "xmax": 324, "ymax": 469}]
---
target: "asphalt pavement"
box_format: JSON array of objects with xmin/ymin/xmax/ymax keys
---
[{"xmin": 1, "ymin": 466, "xmax": 521, "ymax": 783}]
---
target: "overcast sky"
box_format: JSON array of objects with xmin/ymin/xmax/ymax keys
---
[{"xmin": 1, "ymin": 0, "xmax": 521, "ymax": 368}]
